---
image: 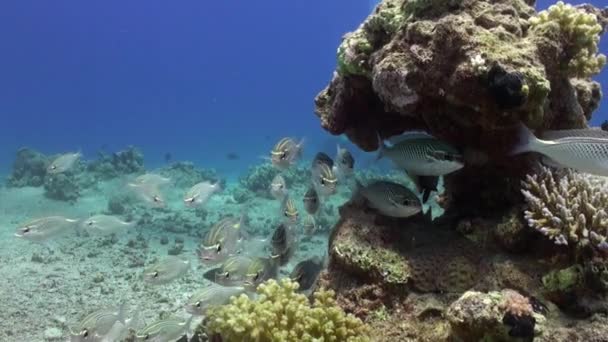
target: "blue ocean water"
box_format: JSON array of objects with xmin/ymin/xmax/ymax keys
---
[{"xmin": 0, "ymin": 0, "xmax": 606, "ymax": 178}]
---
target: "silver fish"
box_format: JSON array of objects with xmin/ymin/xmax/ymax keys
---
[
  {"xmin": 281, "ymin": 196, "xmax": 299, "ymax": 224},
  {"xmin": 514, "ymin": 124, "xmax": 608, "ymax": 176},
  {"xmin": 302, "ymin": 214, "xmax": 318, "ymax": 236},
  {"xmin": 332, "ymin": 144, "xmax": 355, "ymax": 179},
  {"xmin": 311, "ymin": 162, "xmax": 338, "ymax": 197},
  {"xmin": 214, "ymin": 256, "xmax": 256, "ymax": 287},
  {"xmin": 135, "ymin": 316, "xmax": 192, "ymax": 342},
  {"xmin": 357, "ymin": 180, "xmax": 422, "ymax": 218},
  {"xmin": 378, "ymin": 131, "xmax": 463, "ymax": 202},
  {"xmin": 269, "ymin": 174, "xmax": 288, "ymax": 201},
  {"xmin": 15, "ymin": 216, "xmax": 79, "ymax": 242},
  {"xmin": 185, "ymin": 284, "xmax": 246, "ymax": 315},
  {"xmin": 270, "ymin": 137, "xmax": 304, "ymax": 170},
  {"xmin": 184, "ymin": 181, "xmax": 221, "ymax": 207},
  {"xmin": 197, "ymin": 216, "xmax": 246, "ymax": 265},
  {"xmin": 128, "ymin": 182, "xmax": 166, "ymax": 208},
  {"xmin": 80, "ymin": 215, "xmax": 135, "ymax": 235},
  {"xmin": 143, "ymin": 256, "xmax": 190, "ymax": 285},
  {"xmin": 302, "ymin": 186, "xmax": 320, "ymax": 215},
  {"xmin": 70, "ymin": 304, "xmax": 126, "ymax": 342},
  {"xmin": 47, "ymin": 152, "xmax": 81, "ymax": 174}
]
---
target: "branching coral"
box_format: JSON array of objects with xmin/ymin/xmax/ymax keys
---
[
  {"xmin": 205, "ymin": 278, "xmax": 370, "ymax": 342},
  {"xmin": 529, "ymin": 1, "xmax": 606, "ymax": 77},
  {"xmin": 521, "ymin": 166, "xmax": 608, "ymax": 255}
]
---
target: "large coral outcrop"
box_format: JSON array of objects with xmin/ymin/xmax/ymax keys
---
[{"xmin": 315, "ymin": 0, "xmax": 606, "ymax": 212}]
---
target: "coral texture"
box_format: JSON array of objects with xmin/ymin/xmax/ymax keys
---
[
  {"xmin": 87, "ymin": 146, "xmax": 144, "ymax": 180},
  {"xmin": 6, "ymin": 148, "xmax": 49, "ymax": 187},
  {"xmin": 205, "ymin": 278, "xmax": 370, "ymax": 342},
  {"xmin": 521, "ymin": 166, "xmax": 608, "ymax": 257}
]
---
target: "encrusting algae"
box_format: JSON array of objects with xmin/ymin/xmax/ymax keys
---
[{"xmin": 205, "ymin": 278, "xmax": 371, "ymax": 342}]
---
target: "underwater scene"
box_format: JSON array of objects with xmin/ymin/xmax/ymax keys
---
[{"xmin": 1, "ymin": 0, "xmax": 608, "ymax": 341}]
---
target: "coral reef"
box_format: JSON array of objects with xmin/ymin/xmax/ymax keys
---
[
  {"xmin": 239, "ymin": 163, "xmax": 309, "ymax": 197},
  {"xmin": 6, "ymin": 148, "xmax": 49, "ymax": 187},
  {"xmin": 43, "ymin": 173, "xmax": 80, "ymax": 202},
  {"xmin": 159, "ymin": 161, "xmax": 219, "ymax": 188},
  {"xmin": 314, "ymin": 0, "xmax": 607, "ymax": 212},
  {"xmin": 87, "ymin": 146, "xmax": 144, "ymax": 180},
  {"xmin": 521, "ymin": 166, "xmax": 608, "ymax": 258},
  {"xmin": 205, "ymin": 278, "xmax": 370, "ymax": 342}
]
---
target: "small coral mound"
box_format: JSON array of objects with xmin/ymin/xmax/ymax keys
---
[
  {"xmin": 205, "ymin": 278, "xmax": 370, "ymax": 342},
  {"xmin": 521, "ymin": 166, "xmax": 608, "ymax": 256},
  {"xmin": 529, "ymin": 1, "xmax": 606, "ymax": 78},
  {"xmin": 6, "ymin": 148, "xmax": 49, "ymax": 187}
]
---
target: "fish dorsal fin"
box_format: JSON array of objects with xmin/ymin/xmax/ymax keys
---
[
  {"xmin": 387, "ymin": 131, "xmax": 435, "ymax": 146},
  {"xmin": 541, "ymin": 128, "xmax": 608, "ymax": 140}
]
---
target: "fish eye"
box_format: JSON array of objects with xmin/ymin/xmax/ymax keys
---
[
  {"xmin": 153, "ymin": 196, "xmax": 161, "ymax": 202},
  {"xmin": 21, "ymin": 227, "xmax": 30, "ymax": 234},
  {"xmin": 320, "ymin": 178, "xmax": 326, "ymax": 185},
  {"xmin": 254, "ymin": 272, "xmax": 259, "ymax": 281},
  {"xmin": 81, "ymin": 329, "xmax": 88, "ymax": 338},
  {"xmin": 280, "ymin": 152, "xmax": 288, "ymax": 160},
  {"xmin": 152, "ymin": 271, "xmax": 159, "ymax": 278},
  {"xmin": 144, "ymin": 334, "xmax": 150, "ymax": 340},
  {"xmin": 195, "ymin": 301, "xmax": 201, "ymax": 308},
  {"xmin": 216, "ymin": 244, "xmax": 222, "ymax": 253},
  {"xmin": 87, "ymin": 221, "xmax": 94, "ymax": 226},
  {"xmin": 50, "ymin": 165, "xmax": 57, "ymax": 170},
  {"xmin": 284, "ymin": 211, "xmax": 289, "ymax": 217},
  {"xmin": 225, "ymin": 272, "xmax": 230, "ymax": 279}
]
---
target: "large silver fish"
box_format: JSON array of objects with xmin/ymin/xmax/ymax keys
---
[
  {"xmin": 47, "ymin": 152, "xmax": 81, "ymax": 174},
  {"xmin": 378, "ymin": 131, "xmax": 463, "ymax": 202},
  {"xmin": 513, "ymin": 124, "xmax": 608, "ymax": 176},
  {"xmin": 135, "ymin": 316, "xmax": 192, "ymax": 342},
  {"xmin": 185, "ymin": 284, "xmax": 246, "ymax": 316},
  {"xmin": 357, "ymin": 180, "xmax": 422, "ymax": 218},
  {"xmin": 184, "ymin": 181, "xmax": 221, "ymax": 207},
  {"xmin": 143, "ymin": 256, "xmax": 190, "ymax": 285},
  {"xmin": 15, "ymin": 216, "xmax": 79, "ymax": 242},
  {"xmin": 128, "ymin": 182, "xmax": 166, "ymax": 208},
  {"xmin": 80, "ymin": 215, "xmax": 135, "ymax": 235}
]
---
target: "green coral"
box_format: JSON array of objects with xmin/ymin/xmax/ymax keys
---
[
  {"xmin": 529, "ymin": 1, "xmax": 606, "ymax": 77},
  {"xmin": 337, "ymin": 30, "xmax": 373, "ymax": 77},
  {"xmin": 542, "ymin": 265, "xmax": 583, "ymax": 293},
  {"xmin": 206, "ymin": 278, "xmax": 370, "ymax": 342},
  {"xmin": 403, "ymin": 0, "xmax": 464, "ymax": 19}
]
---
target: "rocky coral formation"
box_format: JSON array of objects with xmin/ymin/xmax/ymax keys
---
[
  {"xmin": 43, "ymin": 173, "xmax": 81, "ymax": 202},
  {"xmin": 87, "ymin": 146, "xmax": 144, "ymax": 180},
  {"xmin": 314, "ymin": 0, "xmax": 607, "ymax": 213},
  {"xmin": 239, "ymin": 163, "xmax": 309, "ymax": 197},
  {"xmin": 204, "ymin": 278, "xmax": 370, "ymax": 342},
  {"xmin": 521, "ymin": 165, "xmax": 608, "ymax": 258},
  {"xmin": 6, "ymin": 148, "xmax": 49, "ymax": 187},
  {"xmin": 159, "ymin": 161, "xmax": 219, "ymax": 188}
]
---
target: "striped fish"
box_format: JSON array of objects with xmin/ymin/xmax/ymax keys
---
[
  {"xmin": 302, "ymin": 214, "xmax": 318, "ymax": 236},
  {"xmin": 215, "ymin": 256, "xmax": 255, "ymax": 287},
  {"xmin": 15, "ymin": 216, "xmax": 79, "ymax": 242},
  {"xmin": 143, "ymin": 256, "xmax": 190, "ymax": 285},
  {"xmin": 513, "ymin": 124, "xmax": 608, "ymax": 176},
  {"xmin": 270, "ymin": 223, "xmax": 296, "ymax": 266},
  {"xmin": 70, "ymin": 304, "xmax": 126, "ymax": 342},
  {"xmin": 197, "ymin": 216, "xmax": 245, "ymax": 265},
  {"xmin": 47, "ymin": 151, "xmax": 81, "ymax": 174},
  {"xmin": 281, "ymin": 196, "xmax": 299, "ymax": 224},
  {"xmin": 378, "ymin": 131, "xmax": 463, "ymax": 202},
  {"xmin": 302, "ymin": 186, "xmax": 320, "ymax": 215},
  {"xmin": 243, "ymin": 257, "xmax": 277, "ymax": 289},
  {"xmin": 357, "ymin": 180, "xmax": 422, "ymax": 218},
  {"xmin": 311, "ymin": 162, "xmax": 338, "ymax": 197},
  {"xmin": 135, "ymin": 316, "xmax": 192, "ymax": 342},
  {"xmin": 290, "ymin": 255, "xmax": 325, "ymax": 292},
  {"xmin": 184, "ymin": 284, "xmax": 246, "ymax": 315},
  {"xmin": 270, "ymin": 137, "xmax": 304, "ymax": 170}
]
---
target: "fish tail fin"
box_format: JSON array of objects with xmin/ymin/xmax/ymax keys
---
[
  {"xmin": 376, "ymin": 133, "xmax": 386, "ymax": 161},
  {"xmin": 117, "ymin": 301, "xmax": 128, "ymax": 324},
  {"xmin": 511, "ymin": 122, "xmax": 542, "ymax": 155}
]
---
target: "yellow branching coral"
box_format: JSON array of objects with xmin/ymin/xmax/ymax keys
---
[
  {"xmin": 521, "ymin": 166, "xmax": 608, "ymax": 255},
  {"xmin": 529, "ymin": 1, "xmax": 606, "ymax": 77},
  {"xmin": 205, "ymin": 278, "xmax": 370, "ymax": 342}
]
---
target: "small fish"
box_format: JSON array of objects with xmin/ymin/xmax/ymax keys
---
[
  {"xmin": 15, "ymin": 216, "xmax": 79, "ymax": 242},
  {"xmin": 290, "ymin": 255, "xmax": 326, "ymax": 292},
  {"xmin": 164, "ymin": 152, "xmax": 172, "ymax": 163},
  {"xmin": 143, "ymin": 256, "xmax": 190, "ymax": 285},
  {"xmin": 80, "ymin": 215, "xmax": 135, "ymax": 235},
  {"xmin": 184, "ymin": 181, "xmax": 222, "ymax": 207},
  {"xmin": 357, "ymin": 180, "xmax": 422, "ymax": 218},
  {"xmin": 128, "ymin": 182, "xmax": 166, "ymax": 208},
  {"xmin": 135, "ymin": 316, "xmax": 192, "ymax": 342},
  {"xmin": 132, "ymin": 173, "xmax": 171, "ymax": 187},
  {"xmin": 378, "ymin": 132, "xmax": 463, "ymax": 202},
  {"xmin": 198, "ymin": 216, "xmax": 246, "ymax": 265},
  {"xmin": 333, "ymin": 144, "xmax": 355, "ymax": 180},
  {"xmin": 513, "ymin": 124, "xmax": 608, "ymax": 176},
  {"xmin": 269, "ymin": 174, "xmax": 288, "ymax": 201},
  {"xmin": 70, "ymin": 304, "xmax": 126, "ymax": 342},
  {"xmin": 311, "ymin": 162, "xmax": 338, "ymax": 197},
  {"xmin": 302, "ymin": 186, "xmax": 320, "ymax": 215},
  {"xmin": 270, "ymin": 223, "xmax": 296, "ymax": 266},
  {"xmin": 281, "ymin": 196, "xmax": 299, "ymax": 224},
  {"xmin": 302, "ymin": 214, "xmax": 318, "ymax": 236},
  {"xmin": 214, "ymin": 256, "xmax": 256, "ymax": 287},
  {"xmin": 226, "ymin": 152, "xmax": 240, "ymax": 160},
  {"xmin": 312, "ymin": 152, "xmax": 334, "ymax": 169},
  {"xmin": 270, "ymin": 137, "xmax": 304, "ymax": 170},
  {"xmin": 47, "ymin": 152, "xmax": 81, "ymax": 174},
  {"xmin": 185, "ymin": 284, "xmax": 246, "ymax": 316},
  {"xmin": 243, "ymin": 257, "xmax": 277, "ymax": 289}
]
